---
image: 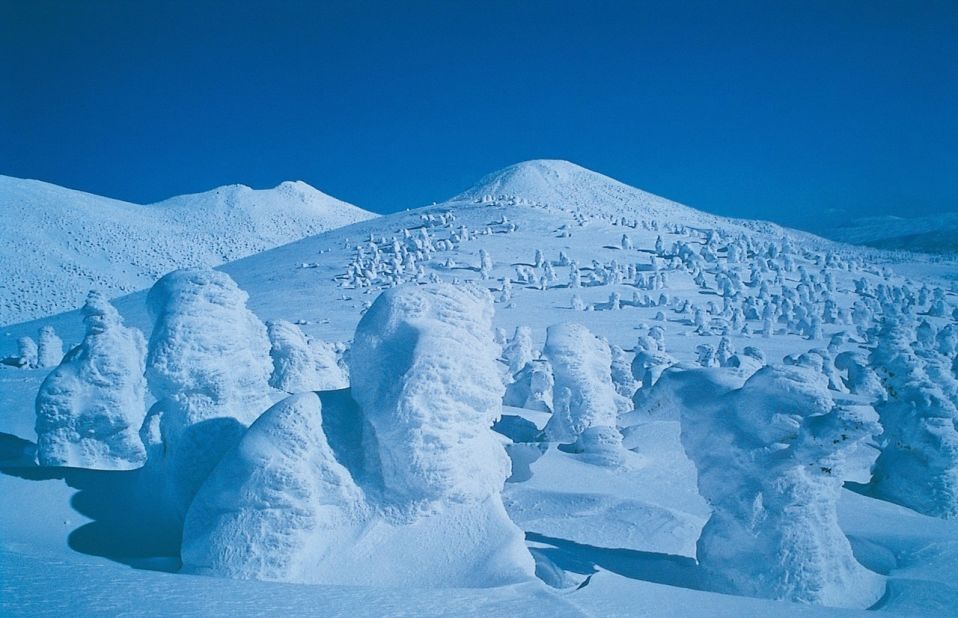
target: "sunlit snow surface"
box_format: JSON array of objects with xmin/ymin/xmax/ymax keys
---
[{"xmin": 2, "ymin": 161, "xmax": 958, "ymax": 616}]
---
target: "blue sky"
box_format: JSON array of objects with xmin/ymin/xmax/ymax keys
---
[{"xmin": 2, "ymin": 0, "xmax": 956, "ymax": 229}]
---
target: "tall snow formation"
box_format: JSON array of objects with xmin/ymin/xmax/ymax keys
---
[
  {"xmin": 141, "ymin": 268, "xmax": 272, "ymax": 519},
  {"xmin": 37, "ymin": 325, "xmax": 63, "ymax": 368},
  {"xmin": 542, "ymin": 323, "xmax": 623, "ymax": 459},
  {"xmin": 869, "ymin": 316, "xmax": 958, "ymax": 519},
  {"xmin": 266, "ymin": 320, "xmax": 348, "ymax": 393},
  {"xmin": 182, "ymin": 283, "xmax": 535, "ymax": 587},
  {"xmin": 16, "ymin": 336, "xmax": 38, "ymax": 369},
  {"xmin": 350, "ymin": 283, "xmax": 512, "ymax": 511},
  {"xmin": 34, "ymin": 291, "xmax": 147, "ymax": 469},
  {"xmin": 679, "ymin": 364, "xmax": 884, "ymax": 608}
]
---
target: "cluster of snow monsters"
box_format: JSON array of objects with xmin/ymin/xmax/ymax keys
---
[{"xmin": 23, "ymin": 211, "xmax": 957, "ymax": 607}]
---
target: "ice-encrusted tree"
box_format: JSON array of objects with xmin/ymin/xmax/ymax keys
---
[
  {"xmin": 17, "ymin": 336, "xmax": 38, "ymax": 369},
  {"xmin": 182, "ymin": 283, "xmax": 535, "ymax": 587},
  {"xmin": 266, "ymin": 320, "xmax": 348, "ymax": 393},
  {"xmin": 679, "ymin": 364, "xmax": 884, "ymax": 608},
  {"xmin": 34, "ymin": 291, "xmax": 147, "ymax": 470},
  {"xmin": 140, "ymin": 268, "xmax": 272, "ymax": 520},
  {"xmin": 37, "ymin": 325, "xmax": 63, "ymax": 368},
  {"xmin": 542, "ymin": 323, "xmax": 623, "ymax": 462},
  {"xmin": 501, "ymin": 325, "xmax": 536, "ymax": 377},
  {"xmin": 868, "ymin": 317, "xmax": 958, "ymax": 519}
]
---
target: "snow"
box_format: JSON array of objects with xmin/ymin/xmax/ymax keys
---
[
  {"xmin": 140, "ymin": 268, "xmax": 273, "ymax": 521},
  {"xmin": 266, "ymin": 320, "xmax": 348, "ymax": 393},
  {"xmin": 676, "ymin": 363, "xmax": 885, "ymax": 608},
  {"xmin": 184, "ymin": 283, "xmax": 535, "ymax": 587},
  {"xmin": 34, "ymin": 291, "xmax": 147, "ymax": 470},
  {"xmin": 0, "ymin": 175, "xmax": 376, "ymax": 325},
  {"xmin": 2, "ymin": 159, "xmax": 958, "ymax": 615}
]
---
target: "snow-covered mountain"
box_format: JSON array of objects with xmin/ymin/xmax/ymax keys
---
[
  {"xmin": 0, "ymin": 176, "xmax": 376, "ymax": 325},
  {"xmin": 822, "ymin": 212, "xmax": 958, "ymax": 254},
  {"xmin": 2, "ymin": 160, "xmax": 958, "ymax": 615}
]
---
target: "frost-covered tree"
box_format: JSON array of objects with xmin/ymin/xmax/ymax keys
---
[
  {"xmin": 479, "ymin": 248, "xmax": 493, "ymax": 279},
  {"xmin": 868, "ymin": 317, "xmax": 958, "ymax": 519},
  {"xmin": 34, "ymin": 291, "xmax": 147, "ymax": 470},
  {"xmin": 503, "ymin": 358, "xmax": 554, "ymax": 412},
  {"xmin": 183, "ymin": 284, "xmax": 534, "ymax": 587},
  {"xmin": 680, "ymin": 364, "xmax": 884, "ymax": 608},
  {"xmin": 542, "ymin": 323, "xmax": 623, "ymax": 462},
  {"xmin": 37, "ymin": 325, "xmax": 63, "ymax": 368},
  {"xmin": 141, "ymin": 268, "xmax": 272, "ymax": 520},
  {"xmin": 17, "ymin": 336, "xmax": 37, "ymax": 369},
  {"xmin": 267, "ymin": 320, "xmax": 348, "ymax": 393},
  {"xmin": 502, "ymin": 325, "xmax": 536, "ymax": 377}
]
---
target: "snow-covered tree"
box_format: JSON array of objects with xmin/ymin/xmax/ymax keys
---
[
  {"xmin": 17, "ymin": 336, "xmax": 37, "ymax": 369},
  {"xmin": 542, "ymin": 323, "xmax": 623, "ymax": 462},
  {"xmin": 35, "ymin": 291, "xmax": 147, "ymax": 469},
  {"xmin": 680, "ymin": 364, "xmax": 884, "ymax": 608},
  {"xmin": 267, "ymin": 320, "xmax": 348, "ymax": 393},
  {"xmin": 37, "ymin": 325, "xmax": 63, "ymax": 368},
  {"xmin": 868, "ymin": 317, "xmax": 958, "ymax": 518},
  {"xmin": 182, "ymin": 283, "xmax": 534, "ymax": 587},
  {"xmin": 502, "ymin": 325, "xmax": 536, "ymax": 377},
  {"xmin": 141, "ymin": 268, "xmax": 272, "ymax": 520}
]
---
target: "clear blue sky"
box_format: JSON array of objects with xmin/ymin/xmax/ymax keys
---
[{"xmin": 2, "ymin": 0, "xmax": 956, "ymax": 229}]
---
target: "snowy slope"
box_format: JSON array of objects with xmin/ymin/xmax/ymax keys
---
[
  {"xmin": 0, "ymin": 176, "xmax": 376, "ymax": 325},
  {"xmin": 822, "ymin": 212, "xmax": 958, "ymax": 255},
  {"xmin": 2, "ymin": 160, "xmax": 958, "ymax": 615}
]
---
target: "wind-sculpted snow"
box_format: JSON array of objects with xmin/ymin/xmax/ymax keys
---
[
  {"xmin": 0, "ymin": 175, "xmax": 375, "ymax": 324},
  {"xmin": 34, "ymin": 291, "xmax": 147, "ymax": 469},
  {"xmin": 181, "ymin": 283, "xmax": 535, "ymax": 587},
  {"xmin": 678, "ymin": 363, "xmax": 885, "ymax": 608},
  {"xmin": 141, "ymin": 268, "xmax": 272, "ymax": 520}
]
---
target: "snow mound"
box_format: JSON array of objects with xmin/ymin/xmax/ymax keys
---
[
  {"xmin": 0, "ymin": 175, "xmax": 376, "ymax": 325},
  {"xmin": 181, "ymin": 283, "xmax": 535, "ymax": 587},
  {"xmin": 34, "ymin": 291, "xmax": 147, "ymax": 469}
]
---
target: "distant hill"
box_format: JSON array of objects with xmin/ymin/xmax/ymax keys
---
[{"xmin": 0, "ymin": 176, "xmax": 376, "ymax": 325}]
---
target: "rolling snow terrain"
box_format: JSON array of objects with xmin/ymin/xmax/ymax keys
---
[
  {"xmin": 2, "ymin": 160, "xmax": 958, "ymax": 616},
  {"xmin": 0, "ymin": 175, "xmax": 376, "ymax": 325}
]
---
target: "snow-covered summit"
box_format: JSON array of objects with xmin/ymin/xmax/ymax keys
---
[
  {"xmin": 454, "ymin": 159, "xmax": 714, "ymax": 224},
  {"xmin": 0, "ymin": 175, "xmax": 376, "ymax": 325}
]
